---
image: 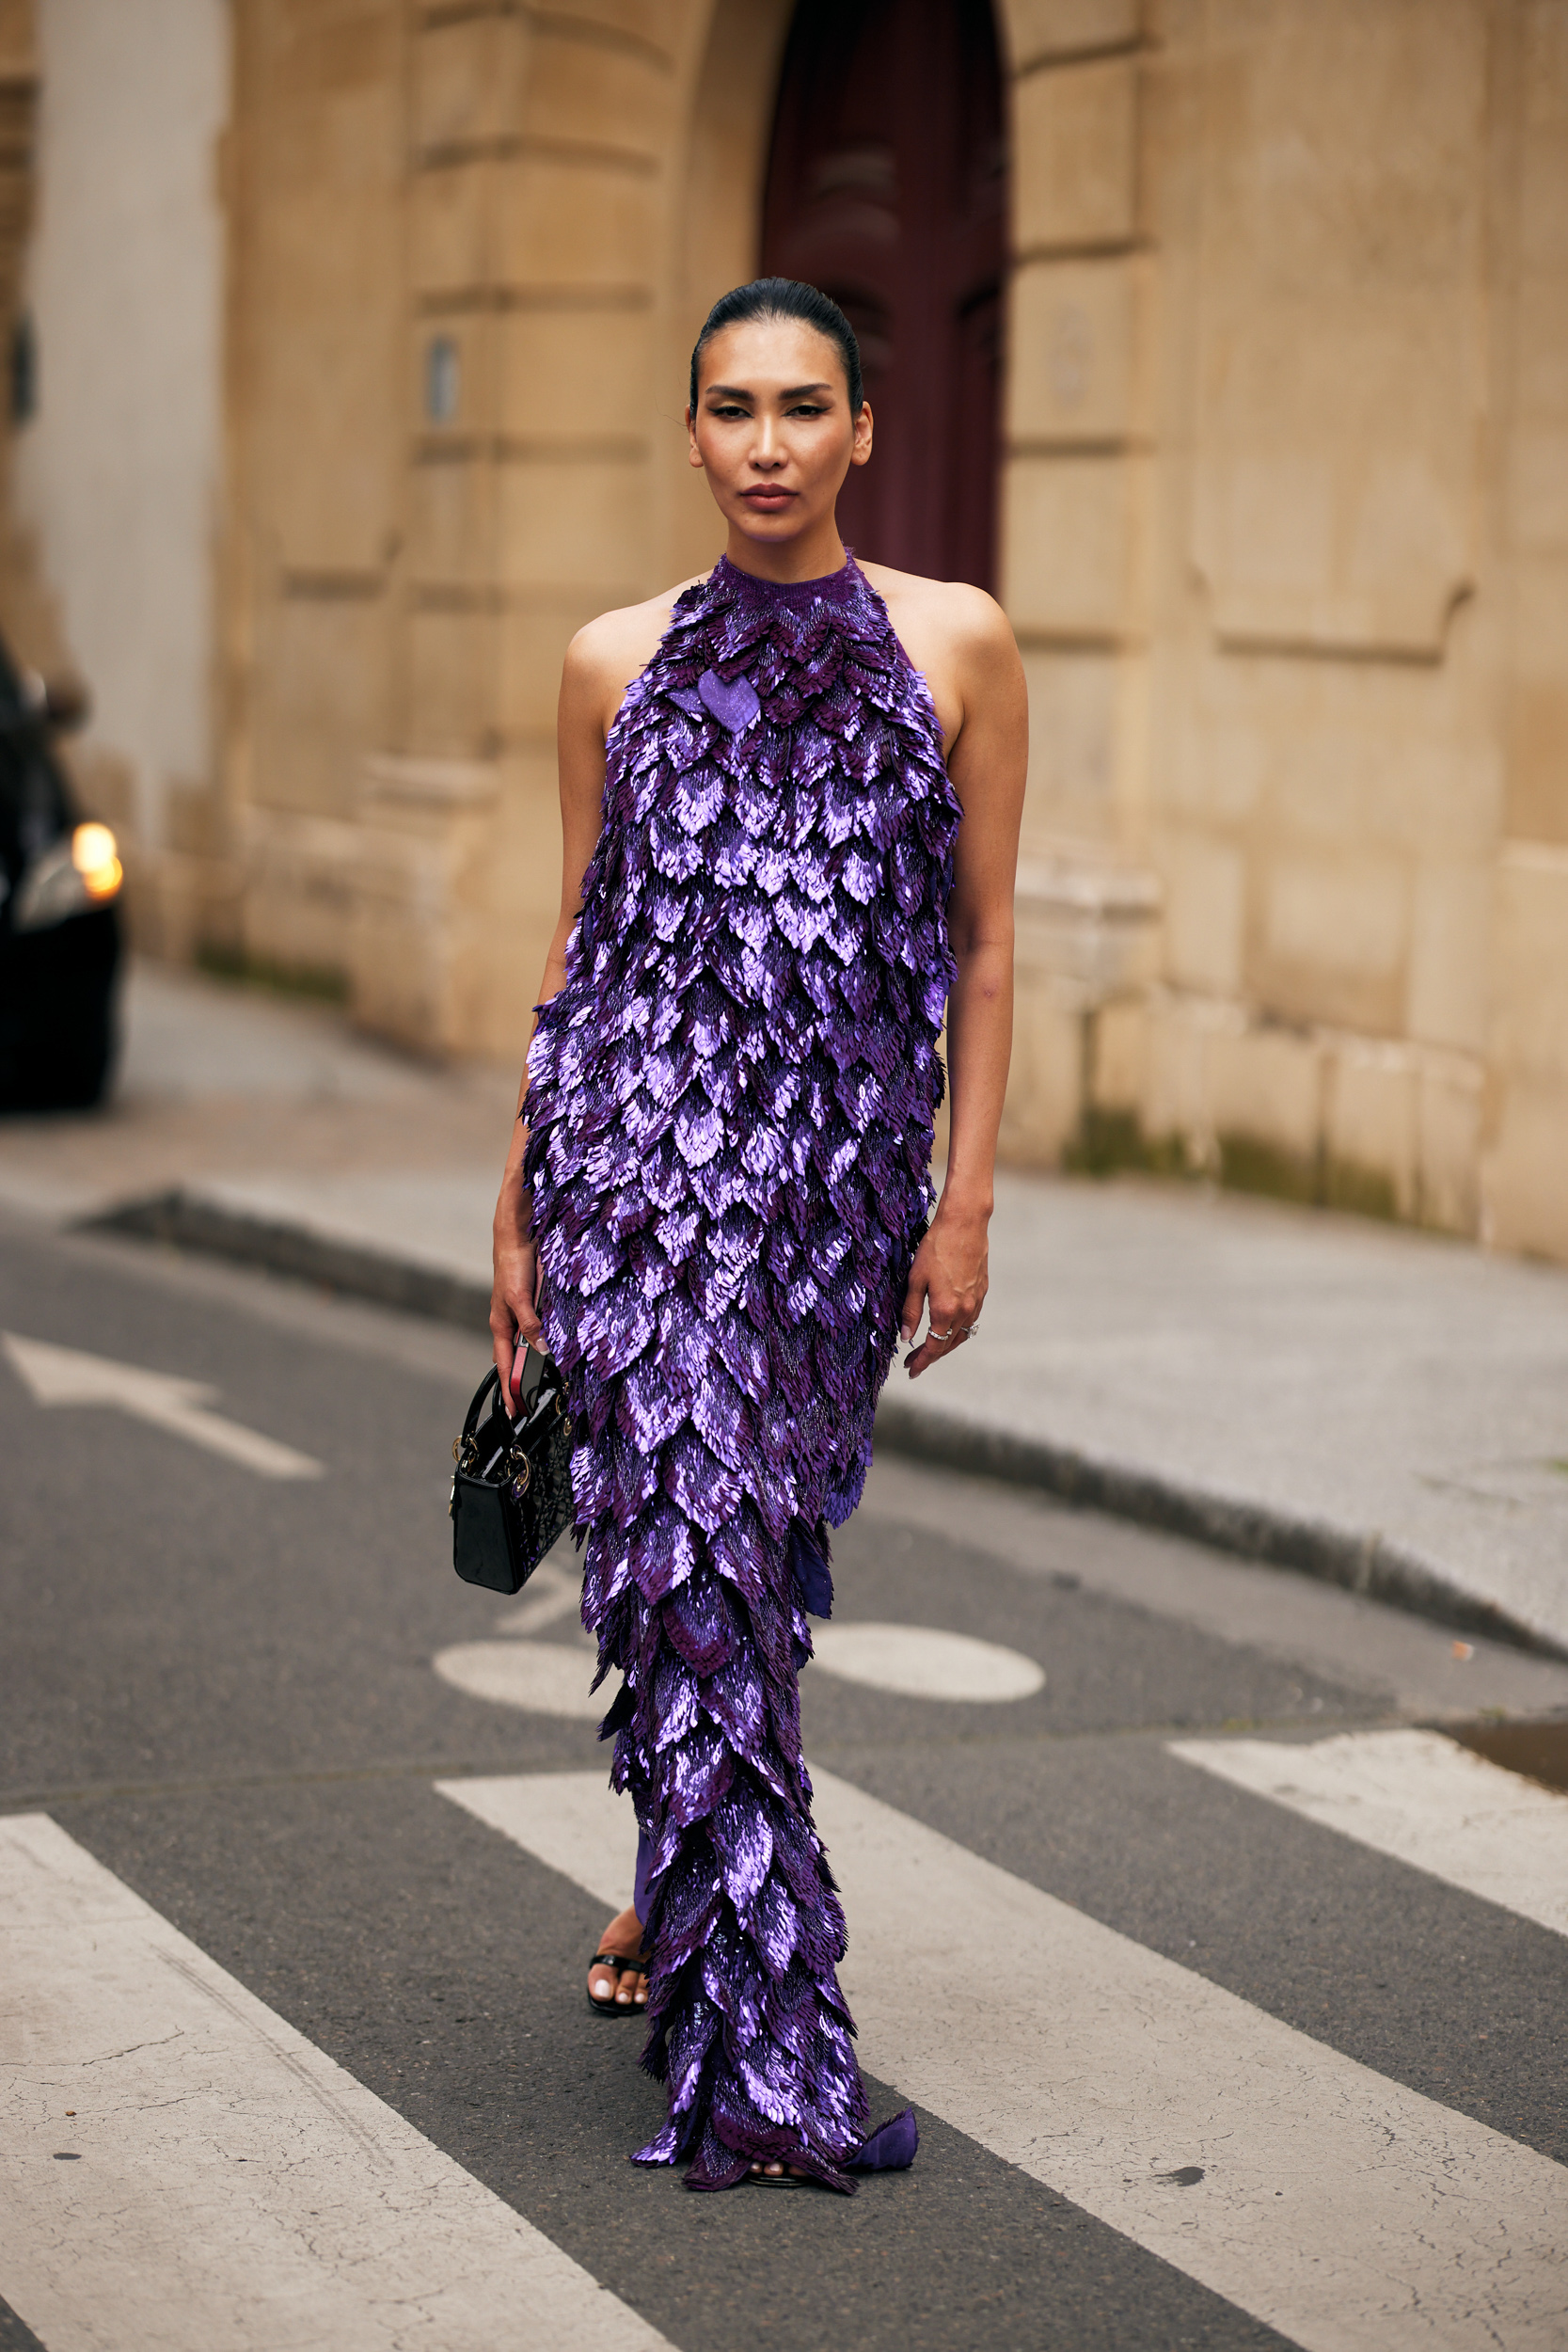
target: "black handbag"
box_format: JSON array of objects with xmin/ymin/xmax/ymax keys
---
[{"xmin": 450, "ymin": 1348, "xmax": 575, "ymax": 1595}]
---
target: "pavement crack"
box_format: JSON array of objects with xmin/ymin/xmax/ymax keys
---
[
  {"xmin": 78, "ymin": 2027, "xmax": 186, "ymax": 2067},
  {"xmin": 155, "ymin": 1948, "xmax": 391, "ymax": 2170}
]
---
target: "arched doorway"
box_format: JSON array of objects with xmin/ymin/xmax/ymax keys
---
[{"xmin": 760, "ymin": 0, "xmax": 1006, "ymax": 590}]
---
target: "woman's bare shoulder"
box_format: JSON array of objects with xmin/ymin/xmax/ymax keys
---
[
  {"xmin": 564, "ymin": 574, "xmax": 710, "ymax": 713},
  {"xmin": 857, "ymin": 564, "xmax": 1019, "ymax": 743},
  {"xmin": 857, "ymin": 562, "xmax": 1015, "ymax": 660}
]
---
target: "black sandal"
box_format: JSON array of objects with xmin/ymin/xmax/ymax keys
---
[{"xmin": 586, "ymin": 1947, "xmax": 651, "ymax": 2017}]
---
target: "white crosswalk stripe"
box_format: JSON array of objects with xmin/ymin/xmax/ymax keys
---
[
  {"xmin": 0, "ymin": 1813, "xmax": 673, "ymax": 2352},
  {"xmin": 440, "ymin": 1768, "xmax": 1568, "ymax": 2352},
  {"xmin": 1169, "ymin": 1728, "xmax": 1568, "ymax": 1939}
]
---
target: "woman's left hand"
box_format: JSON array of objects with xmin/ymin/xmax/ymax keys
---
[{"xmin": 899, "ymin": 1200, "xmax": 989, "ymax": 1378}]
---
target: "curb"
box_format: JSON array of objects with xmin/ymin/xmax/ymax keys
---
[
  {"xmin": 80, "ymin": 1188, "xmax": 494, "ymax": 1335},
  {"xmin": 873, "ymin": 1400, "xmax": 1567, "ymax": 1662},
  {"xmin": 82, "ymin": 1185, "xmax": 1565, "ymax": 1665}
]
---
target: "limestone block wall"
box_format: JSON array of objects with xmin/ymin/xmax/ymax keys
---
[
  {"xmin": 206, "ymin": 0, "xmax": 1568, "ymax": 1262},
  {"xmin": 1119, "ymin": 0, "xmax": 1497, "ymax": 1233},
  {"xmin": 995, "ymin": 0, "xmax": 1156, "ymax": 1166},
  {"xmin": 226, "ymin": 0, "xmax": 406, "ymax": 991},
  {"xmin": 229, "ymin": 0, "xmax": 797, "ymax": 1061},
  {"xmin": 1002, "ymin": 0, "xmax": 1567, "ymax": 1258},
  {"xmin": 1483, "ymin": 0, "xmax": 1568, "ymax": 1257}
]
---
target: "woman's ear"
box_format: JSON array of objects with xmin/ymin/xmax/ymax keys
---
[
  {"xmin": 849, "ymin": 400, "xmax": 875, "ymax": 470},
  {"xmin": 687, "ymin": 405, "xmax": 704, "ymax": 469}
]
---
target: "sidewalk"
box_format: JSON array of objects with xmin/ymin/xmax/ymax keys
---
[
  {"xmin": 6, "ymin": 960, "xmax": 1567, "ymax": 1659},
  {"xmin": 0, "ymin": 958, "xmax": 518, "ymax": 1230}
]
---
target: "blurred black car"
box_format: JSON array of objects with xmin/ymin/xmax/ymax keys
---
[{"xmin": 0, "ymin": 638, "xmax": 120, "ymax": 1108}]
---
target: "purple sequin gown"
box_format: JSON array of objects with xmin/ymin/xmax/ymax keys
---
[{"xmin": 524, "ymin": 553, "xmax": 958, "ymax": 2193}]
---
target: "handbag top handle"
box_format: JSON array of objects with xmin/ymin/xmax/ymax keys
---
[{"xmin": 460, "ymin": 1348, "xmax": 562, "ymax": 1445}]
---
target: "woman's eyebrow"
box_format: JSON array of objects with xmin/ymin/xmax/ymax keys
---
[{"xmin": 703, "ymin": 382, "xmax": 834, "ymax": 400}]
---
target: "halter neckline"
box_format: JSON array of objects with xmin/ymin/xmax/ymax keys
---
[{"xmin": 714, "ymin": 551, "xmax": 861, "ymax": 610}]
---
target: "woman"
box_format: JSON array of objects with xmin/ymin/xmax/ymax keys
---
[{"xmin": 489, "ymin": 278, "xmax": 1025, "ymax": 2192}]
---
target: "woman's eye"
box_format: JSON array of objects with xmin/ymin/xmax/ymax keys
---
[{"xmin": 788, "ymin": 404, "xmax": 826, "ymax": 418}]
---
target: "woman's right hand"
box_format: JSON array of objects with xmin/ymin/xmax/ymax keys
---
[{"xmin": 491, "ymin": 1229, "xmax": 545, "ymax": 1414}]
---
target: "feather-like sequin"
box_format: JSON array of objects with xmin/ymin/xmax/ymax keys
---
[{"xmin": 524, "ymin": 554, "xmax": 957, "ymax": 2194}]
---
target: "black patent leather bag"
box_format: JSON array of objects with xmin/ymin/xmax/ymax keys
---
[{"xmin": 450, "ymin": 1349, "xmax": 574, "ymax": 1595}]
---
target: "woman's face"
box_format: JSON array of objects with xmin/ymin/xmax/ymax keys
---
[{"xmin": 688, "ymin": 316, "xmax": 873, "ymax": 547}]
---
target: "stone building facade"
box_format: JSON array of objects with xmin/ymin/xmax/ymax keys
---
[{"xmin": 6, "ymin": 0, "xmax": 1568, "ymax": 1262}]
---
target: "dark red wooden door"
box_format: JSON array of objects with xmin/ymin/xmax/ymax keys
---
[{"xmin": 761, "ymin": 0, "xmax": 1006, "ymax": 591}]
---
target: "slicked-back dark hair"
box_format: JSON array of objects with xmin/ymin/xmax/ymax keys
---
[{"xmin": 689, "ymin": 278, "xmax": 863, "ymax": 417}]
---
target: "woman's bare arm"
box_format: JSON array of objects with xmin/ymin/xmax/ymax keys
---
[
  {"xmin": 898, "ymin": 588, "xmax": 1026, "ymax": 1377},
  {"xmin": 490, "ymin": 584, "xmax": 699, "ymax": 1400},
  {"xmin": 490, "ymin": 584, "xmax": 702, "ymax": 1401},
  {"xmin": 489, "ymin": 620, "xmax": 629, "ymax": 1394}
]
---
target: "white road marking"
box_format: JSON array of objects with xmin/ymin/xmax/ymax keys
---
[
  {"xmin": 433, "ymin": 1639, "xmax": 610, "ymax": 1718},
  {"xmin": 492, "ymin": 1553, "xmax": 583, "ymax": 1636},
  {"xmin": 2, "ymin": 1332, "xmax": 322, "ymax": 1480},
  {"xmin": 1170, "ymin": 1727, "xmax": 1568, "ymax": 1939},
  {"xmin": 812, "ymin": 1621, "xmax": 1044, "ymax": 1701},
  {"xmin": 442, "ymin": 1772, "xmax": 629, "ymax": 1911},
  {"xmin": 859, "ymin": 1453, "xmax": 1568, "ymax": 1723},
  {"xmin": 0, "ymin": 1813, "xmax": 672, "ymax": 2352},
  {"xmin": 441, "ymin": 1769, "xmax": 1568, "ymax": 2352},
  {"xmin": 436, "ymin": 1605, "xmax": 1043, "ymax": 1719}
]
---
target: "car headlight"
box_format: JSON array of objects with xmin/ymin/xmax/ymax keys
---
[
  {"xmin": 11, "ymin": 823, "xmax": 122, "ymax": 932},
  {"xmin": 71, "ymin": 822, "xmax": 122, "ymax": 899}
]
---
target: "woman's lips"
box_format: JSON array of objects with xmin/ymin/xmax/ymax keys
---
[{"xmin": 742, "ymin": 486, "xmax": 796, "ymax": 508}]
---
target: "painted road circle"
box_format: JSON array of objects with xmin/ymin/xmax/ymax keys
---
[
  {"xmin": 435, "ymin": 1624, "xmax": 1045, "ymax": 1714},
  {"xmin": 810, "ymin": 1623, "xmax": 1045, "ymax": 1703},
  {"xmin": 433, "ymin": 1641, "xmax": 610, "ymax": 1720}
]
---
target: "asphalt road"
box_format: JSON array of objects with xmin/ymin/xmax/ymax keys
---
[{"xmin": 4, "ymin": 1203, "xmax": 1567, "ymax": 2352}]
